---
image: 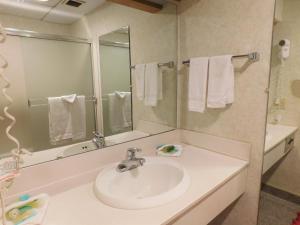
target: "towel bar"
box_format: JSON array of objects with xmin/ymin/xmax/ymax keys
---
[
  {"xmin": 27, "ymin": 96, "xmax": 97, "ymax": 107},
  {"xmin": 182, "ymin": 52, "xmax": 260, "ymax": 65},
  {"xmin": 131, "ymin": 61, "xmax": 175, "ymax": 69}
]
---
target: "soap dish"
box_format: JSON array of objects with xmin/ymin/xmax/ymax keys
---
[
  {"xmin": 156, "ymin": 144, "xmax": 183, "ymax": 157},
  {"xmin": 5, "ymin": 193, "xmax": 50, "ymax": 225}
]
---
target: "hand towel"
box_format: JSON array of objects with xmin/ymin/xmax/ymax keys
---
[
  {"xmin": 207, "ymin": 55, "xmax": 234, "ymax": 108},
  {"xmin": 133, "ymin": 64, "xmax": 146, "ymax": 101},
  {"xmin": 144, "ymin": 63, "xmax": 161, "ymax": 106},
  {"xmin": 48, "ymin": 95, "xmax": 86, "ymax": 144},
  {"xmin": 48, "ymin": 97, "xmax": 73, "ymax": 144},
  {"xmin": 115, "ymin": 91, "xmax": 132, "ymax": 128},
  {"xmin": 108, "ymin": 92, "xmax": 132, "ymax": 133},
  {"xmin": 188, "ymin": 57, "xmax": 209, "ymax": 112},
  {"xmin": 158, "ymin": 67, "xmax": 163, "ymax": 100},
  {"xmin": 70, "ymin": 95, "xmax": 86, "ymax": 141}
]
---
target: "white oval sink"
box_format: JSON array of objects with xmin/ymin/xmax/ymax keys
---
[{"xmin": 94, "ymin": 157, "xmax": 190, "ymax": 209}]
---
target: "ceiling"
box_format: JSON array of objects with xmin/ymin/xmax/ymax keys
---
[{"xmin": 0, "ymin": 0, "xmax": 106, "ymax": 24}]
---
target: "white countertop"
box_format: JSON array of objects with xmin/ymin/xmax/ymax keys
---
[
  {"xmin": 265, "ymin": 124, "xmax": 298, "ymax": 153},
  {"xmin": 43, "ymin": 144, "xmax": 248, "ymax": 225}
]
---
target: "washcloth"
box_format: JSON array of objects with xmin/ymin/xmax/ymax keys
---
[
  {"xmin": 207, "ymin": 55, "xmax": 234, "ymax": 108},
  {"xmin": 61, "ymin": 94, "xmax": 77, "ymax": 103},
  {"xmin": 188, "ymin": 57, "xmax": 209, "ymax": 112}
]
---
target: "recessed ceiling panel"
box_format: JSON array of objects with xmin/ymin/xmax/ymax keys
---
[
  {"xmin": 44, "ymin": 0, "xmax": 105, "ymax": 24},
  {"xmin": 24, "ymin": 0, "xmax": 61, "ymax": 7},
  {"xmin": 43, "ymin": 8, "xmax": 82, "ymax": 24},
  {"xmin": 0, "ymin": 0, "xmax": 106, "ymax": 24},
  {"xmin": 0, "ymin": 0, "xmax": 50, "ymax": 19}
]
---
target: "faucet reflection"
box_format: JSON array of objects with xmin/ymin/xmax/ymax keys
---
[{"xmin": 92, "ymin": 131, "xmax": 105, "ymax": 149}]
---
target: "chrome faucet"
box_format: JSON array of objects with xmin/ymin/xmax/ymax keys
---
[
  {"xmin": 117, "ymin": 147, "xmax": 146, "ymax": 172},
  {"xmin": 92, "ymin": 131, "xmax": 105, "ymax": 149}
]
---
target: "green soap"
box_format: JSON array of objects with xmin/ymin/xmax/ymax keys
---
[
  {"xmin": 161, "ymin": 145, "xmax": 177, "ymax": 153},
  {"xmin": 18, "ymin": 205, "xmax": 32, "ymax": 213}
]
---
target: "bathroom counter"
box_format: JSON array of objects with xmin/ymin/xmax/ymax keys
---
[
  {"xmin": 265, "ymin": 124, "xmax": 298, "ymax": 153},
  {"xmin": 43, "ymin": 144, "xmax": 248, "ymax": 225}
]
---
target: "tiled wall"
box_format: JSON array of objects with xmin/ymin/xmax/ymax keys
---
[{"xmin": 177, "ymin": 0, "xmax": 275, "ymax": 224}]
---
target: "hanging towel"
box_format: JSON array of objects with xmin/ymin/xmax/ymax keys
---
[
  {"xmin": 134, "ymin": 64, "xmax": 146, "ymax": 101},
  {"xmin": 48, "ymin": 95, "xmax": 86, "ymax": 144},
  {"xmin": 70, "ymin": 95, "xmax": 86, "ymax": 141},
  {"xmin": 207, "ymin": 55, "xmax": 234, "ymax": 108},
  {"xmin": 188, "ymin": 57, "xmax": 209, "ymax": 112},
  {"xmin": 108, "ymin": 92, "xmax": 132, "ymax": 133},
  {"xmin": 48, "ymin": 97, "xmax": 73, "ymax": 144},
  {"xmin": 158, "ymin": 67, "xmax": 163, "ymax": 100},
  {"xmin": 144, "ymin": 63, "xmax": 161, "ymax": 106}
]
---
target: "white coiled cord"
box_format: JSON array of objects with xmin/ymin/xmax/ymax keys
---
[
  {"xmin": 0, "ymin": 23, "xmax": 36, "ymax": 225},
  {"xmin": 0, "ymin": 23, "xmax": 20, "ymax": 225}
]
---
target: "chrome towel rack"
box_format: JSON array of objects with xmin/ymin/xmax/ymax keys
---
[
  {"xmin": 182, "ymin": 52, "xmax": 260, "ymax": 65},
  {"xmin": 131, "ymin": 61, "xmax": 175, "ymax": 69},
  {"xmin": 27, "ymin": 96, "xmax": 97, "ymax": 107}
]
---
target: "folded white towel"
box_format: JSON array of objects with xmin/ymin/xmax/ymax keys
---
[
  {"xmin": 48, "ymin": 95, "xmax": 86, "ymax": 144},
  {"xmin": 133, "ymin": 64, "xmax": 146, "ymax": 101},
  {"xmin": 207, "ymin": 55, "xmax": 234, "ymax": 108},
  {"xmin": 144, "ymin": 63, "xmax": 160, "ymax": 107},
  {"xmin": 188, "ymin": 57, "xmax": 209, "ymax": 112},
  {"xmin": 61, "ymin": 94, "xmax": 77, "ymax": 103},
  {"xmin": 48, "ymin": 97, "xmax": 73, "ymax": 144},
  {"xmin": 108, "ymin": 92, "xmax": 132, "ymax": 133}
]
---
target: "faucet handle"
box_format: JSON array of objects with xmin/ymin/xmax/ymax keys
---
[
  {"xmin": 93, "ymin": 131, "xmax": 104, "ymax": 138},
  {"xmin": 127, "ymin": 147, "xmax": 142, "ymax": 159}
]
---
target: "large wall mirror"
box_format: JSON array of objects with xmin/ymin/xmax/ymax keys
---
[
  {"xmin": 259, "ymin": 0, "xmax": 300, "ymax": 224},
  {"xmin": 0, "ymin": 0, "xmax": 177, "ymax": 167}
]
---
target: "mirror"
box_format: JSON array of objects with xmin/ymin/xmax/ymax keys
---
[
  {"xmin": 0, "ymin": 0, "xmax": 177, "ymax": 167},
  {"xmin": 259, "ymin": 0, "xmax": 300, "ymax": 224},
  {"xmin": 99, "ymin": 27, "xmax": 133, "ymax": 137}
]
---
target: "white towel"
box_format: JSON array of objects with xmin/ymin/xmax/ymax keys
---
[
  {"xmin": 108, "ymin": 92, "xmax": 132, "ymax": 133},
  {"xmin": 207, "ymin": 55, "xmax": 234, "ymax": 108},
  {"xmin": 48, "ymin": 97, "xmax": 73, "ymax": 144},
  {"xmin": 134, "ymin": 64, "xmax": 146, "ymax": 101},
  {"xmin": 144, "ymin": 63, "xmax": 161, "ymax": 106},
  {"xmin": 158, "ymin": 67, "xmax": 163, "ymax": 100},
  {"xmin": 70, "ymin": 95, "xmax": 86, "ymax": 141},
  {"xmin": 115, "ymin": 91, "xmax": 132, "ymax": 127},
  {"xmin": 48, "ymin": 95, "xmax": 86, "ymax": 144},
  {"xmin": 61, "ymin": 94, "xmax": 77, "ymax": 103},
  {"xmin": 188, "ymin": 57, "xmax": 209, "ymax": 112}
]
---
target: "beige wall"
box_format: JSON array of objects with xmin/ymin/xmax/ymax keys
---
[
  {"xmin": 266, "ymin": 0, "xmax": 300, "ymax": 196},
  {"xmin": 178, "ymin": 0, "xmax": 275, "ymax": 224},
  {"xmin": 70, "ymin": 2, "xmax": 178, "ymax": 133}
]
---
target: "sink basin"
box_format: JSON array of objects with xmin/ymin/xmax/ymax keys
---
[{"xmin": 94, "ymin": 157, "xmax": 190, "ymax": 209}]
